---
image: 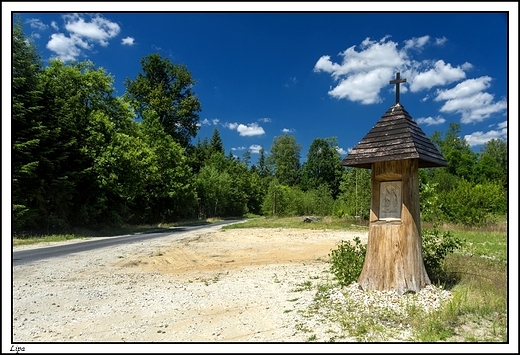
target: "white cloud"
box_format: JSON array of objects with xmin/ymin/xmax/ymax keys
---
[
  {"xmin": 315, "ymin": 36, "xmax": 404, "ymax": 79},
  {"xmin": 464, "ymin": 122, "xmax": 507, "ymax": 147},
  {"xmin": 336, "ymin": 147, "xmax": 348, "ymax": 155},
  {"xmin": 46, "ymin": 33, "xmax": 91, "ymax": 61},
  {"xmin": 435, "ymin": 36, "xmax": 448, "ymax": 46},
  {"xmin": 329, "ymin": 68, "xmax": 395, "ymax": 104},
  {"xmin": 258, "ymin": 117, "xmax": 271, "ymax": 123},
  {"xmin": 313, "ymin": 35, "xmax": 496, "ymax": 117},
  {"xmin": 46, "ymin": 14, "xmax": 120, "ymax": 61},
  {"xmin": 282, "ymin": 128, "xmax": 294, "ymax": 133},
  {"xmin": 497, "ymin": 120, "xmax": 507, "ymax": 129},
  {"xmin": 237, "ymin": 123, "xmax": 265, "ymax": 136},
  {"xmin": 403, "ymin": 35, "xmax": 430, "ymax": 51},
  {"xmin": 224, "ymin": 122, "xmax": 265, "ymax": 136},
  {"xmin": 432, "ymin": 77, "xmax": 507, "ymax": 124},
  {"xmin": 26, "ymin": 18, "xmax": 48, "ymax": 31},
  {"xmin": 249, "ymin": 144, "xmax": 263, "ymax": 154},
  {"xmin": 121, "ymin": 36, "xmax": 135, "ymax": 45},
  {"xmin": 408, "ymin": 60, "xmax": 467, "ymax": 92},
  {"xmin": 435, "ymin": 76, "xmax": 492, "ymax": 101},
  {"xmin": 231, "ymin": 146, "xmax": 246, "ymax": 151},
  {"xmin": 200, "ymin": 118, "xmax": 220, "ymax": 126},
  {"xmin": 416, "ymin": 116, "xmax": 446, "ymax": 126},
  {"xmin": 314, "ymin": 36, "xmax": 407, "ymax": 104},
  {"xmin": 438, "ymin": 92, "xmax": 507, "ymax": 124},
  {"xmin": 224, "ymin": 122, "xmax": 238, "ymax": 130},
  {"xmin": 63, "ymin": 14, "xmax": 120, "ymax": 47},
  {"xmin": 284, "ymin": 77, "xmax": 298, "ymax": 87},
  {"xmin": 51, "ymin": 21, "xmax": 59, "ymax": 31}
]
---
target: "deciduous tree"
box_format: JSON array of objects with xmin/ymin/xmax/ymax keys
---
[
  {"xmin": 301, "ymin": 137, "xmax": 343, "ymax": 198},
  {"xmin": 267, "ymin": 134, "xmax": 301, "ymax": 186},
  {"xmin": 124, "ymin": 53, "xmax": 201, "ymax": 148}
]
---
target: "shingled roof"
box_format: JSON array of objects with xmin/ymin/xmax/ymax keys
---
[{"xmin": 340, "ymin": 103, "xmax": 448, "ymax": 169}]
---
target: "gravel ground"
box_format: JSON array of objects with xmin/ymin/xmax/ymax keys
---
[
  {"xmin": 12, "ymin": 225, "xmax": 367, "ymax": 344},
  {"xmin": 11, "ymin": 223, "xmax": 508, "ymax": 352}
]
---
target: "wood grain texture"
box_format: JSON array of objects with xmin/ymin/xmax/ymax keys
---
[{"xmin": 359, "ymin": 159, "xmax": 431, "ymax": 295}]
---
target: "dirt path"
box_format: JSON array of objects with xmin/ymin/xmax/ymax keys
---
[{"xmin": 12, "ymin": 226, "xmax": 368, "ymax": 344}]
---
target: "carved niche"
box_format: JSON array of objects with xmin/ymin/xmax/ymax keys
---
[{"xmin": 379, "ymin": 181, "xmax": 402, "ymax": 220}]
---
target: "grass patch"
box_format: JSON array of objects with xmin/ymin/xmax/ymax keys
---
[
  {"xmin": 12, "ymin": 233, "xmax": 89, "ymax": 246},
  {"xmin": 222, "ymin": 216, "xmax": 368, "ymax": 231},
  {"xmin": 292, "ymin": 281, "xmax": 313, "ymax": 292},
  {"xmin": 294, "ymin": 225, "xmax": 508, "ymax": 342},
  {"xmin": 453, "ymin": 230, "xmax": 507, "ymax": 263},
  {"xmin": 12, "ymin": 218, "xmax": 226, "ymax": 246}
]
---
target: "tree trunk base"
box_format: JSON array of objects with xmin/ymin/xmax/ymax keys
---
[{"xmin": 358, "ymin": 222, "xmax": 431, "ymax": 295}]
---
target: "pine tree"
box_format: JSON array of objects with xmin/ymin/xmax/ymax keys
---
[
  {"xmin": 209, "ymin": 127, "xmax": 224, "ymax": 154},
  {"xmin": 12, "ymin": 16, "xmax": 44, "ymax": 230}
]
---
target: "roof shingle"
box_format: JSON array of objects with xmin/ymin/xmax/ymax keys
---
[{"xmin": 341, "ymin": 103, "xmax": 448, "ymax": 169}]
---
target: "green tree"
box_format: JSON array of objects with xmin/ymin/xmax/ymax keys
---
[
  {"xmin": 194, "ymin": 152, "xmax": 234, "ymax": 218},
  {"xmin": 300, "ymin": 137, "xmax": 344, "ymax": 198},
  {"xmin": 474, "ymin": 138, "xmax": 507, "ymax": 188},
  {"xmin": 267, "ymin": 134, "xmax": 301, "ymax": 186},
  {"xmin": 242, "ymin": 150, "xmax": 252, "ymax": 167},
  {"xmin": 83, "ymin": 99, "xmax": 149, "ymax": 224},
  {"xmin": 224, "ymin": 154, "xmax": 253, "ymax": 216},
  {"xmin": 336, "ymin": 168, "xmax": 371, "ymax": 219},
  {"xmin": 210, "ymin": 127, "xmax": 224, "ymax": 154},
  {"xmin": 440, "ymin": 179, "xmax": 506, "ymax": 226},
  {"xmin": 32, "ymin": 59, "xmax": 123, "ymax": 228},
  {"xmin": 124, "ymin": 53, "xmax": 201, "ymax": 147},
  {"xmin": 262, "ymin": 178, "xmax": 289, "ymax": 216},
  {"xmin": 12, "ymin": 16, "xmax": 44, "ymax": 229},
  {"xmin": 256, "ymin": 147, "xmax": 270, "ymax": 178},
  {"xmin": 246, "ymin": 169, "xmax": 265, "ymax": 215},
  {"xmin": 187, "ymin": 137, "xmax": 211, "ymax": 174},
  {"xmin": 134, "ymin": 110, "xmax": 197, "ymax": 223},
  {"xmin": 431, "ymin": 123, "xmax": 478, "ymax": 181}
]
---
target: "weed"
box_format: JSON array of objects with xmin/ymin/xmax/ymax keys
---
[
  {"xmin": 328, "ymin": 237, "xmax": 366, "ymax": 287},
  {"xmin": 295, "ymin": 323, "xmax": 311, "ymax": 333},
  {"xmin": 422, "ymin": 228, "xmax": 465, "ymax": 283},
  {"xmin": 307, "ymin": 334, "xmax": 317, "ymax": 342},
  {"xmin": 292, "ymin": 281, "xmax": 312, "ymax": 292}
]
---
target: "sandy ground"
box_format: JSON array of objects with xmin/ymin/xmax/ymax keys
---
[{"xmin": 11, "ymin": 224, "xmax": 368, "ymax": 344}]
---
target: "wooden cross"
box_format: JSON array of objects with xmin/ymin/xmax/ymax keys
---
[{"xmin": 389, "ymin": 72, "xmax": 406, "ymax": 104}]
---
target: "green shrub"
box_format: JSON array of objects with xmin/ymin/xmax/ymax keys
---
[
  {"xmin": 421, "ymin": 228, "xmax": 465, "ymax": 283},
  {"xmin": 328, "ymin": 236, "xmax": 366, "ymax": 287},
  {"xmin": 328, "ymin": 229, "xmax": 465, "ymax": 288},
  {"xmin": 439, "ymin": 179, "xmax": 506, "ymax": 227}
]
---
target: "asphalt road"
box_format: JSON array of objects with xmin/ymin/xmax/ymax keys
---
[{"xmin": 12, "ymin": 219, "xmax": 245, "ymax": 267}]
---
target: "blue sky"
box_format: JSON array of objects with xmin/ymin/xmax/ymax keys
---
[{"xmin": 5, "ymin": 4, "xmax": 516, "ymax": 168}]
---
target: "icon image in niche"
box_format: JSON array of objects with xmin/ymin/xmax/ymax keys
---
[{"xmin": 380, "ymin": 181, "xmax": 401, "ymax": 219}]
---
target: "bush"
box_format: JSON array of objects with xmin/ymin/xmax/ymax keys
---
[
  {"xmin": 421, "ymin": 228, "xmax": 465, "ymax": 283},
  {"xmin": 328, "ymin": 237, "xmax": 366, "ymax": 287},
  {"xmin": 438, "ymin": 179, "xmax": 506, "ymax": 227},
  {"xmin": 328, "ymin": 229, "xmax": 465, "ymax": 287}
]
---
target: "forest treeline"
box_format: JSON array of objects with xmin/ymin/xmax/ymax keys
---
[{"xmin": 12, "ymin": 19, "xmax": 508, "ymax": 234}]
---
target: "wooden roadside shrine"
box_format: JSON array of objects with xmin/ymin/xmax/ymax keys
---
[{"xmin": 341, "ymin": 73, "xmax": 448, "ymax": 295}]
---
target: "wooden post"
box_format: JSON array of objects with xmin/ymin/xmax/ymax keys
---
[
  {"xmin": 340, "ymin": 73, "xmax": 448, "ymax": 294},
  {"xmin": 358, "ymin": 158, "xmax": 431, "ymax": 295}
]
